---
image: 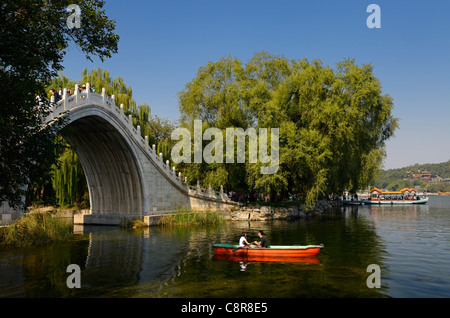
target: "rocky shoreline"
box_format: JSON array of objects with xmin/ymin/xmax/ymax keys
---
[
  {"xmin": 24, "ymin": 200, "xmax": 342, "ymax": 226},
  {"xmin": 224, "ymin": 200, "xmax": 341, "ymax": 221}
]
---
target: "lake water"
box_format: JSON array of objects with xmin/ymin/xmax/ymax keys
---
[{"xmin": 1, "ymin": 196, "xmax": 449, "ymax": 299}]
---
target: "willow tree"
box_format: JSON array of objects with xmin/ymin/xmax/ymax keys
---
[
  {"xmin": 256, "ymin": 58, "xmax": 399, "ymax": 204},
  {"xmin": 177, "ymin": 55, "xmax": 253, "ymax": 191},
  {"xmin": 52, "ymin": 146, "xmax": 87, "ymax": 207},
  {"xmin": 177, "ymin": 51, "xmax": 398, "ymax": 204},
  {"xmin": 0, "ymin": 0, "xmax": 119, "ymax": 207},
  {"xmin": 80, "ymin": 68, "xmax": 137, "ymax": 116}
]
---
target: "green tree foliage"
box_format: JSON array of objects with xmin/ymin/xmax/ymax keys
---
[
  {"xmin": 374, "ymin": 159, "xmax": 450, "ymax": 191},
  {"xmin": 80, "ymin": 68, "xmax": 137, "ymax": 115},
  {"xmin": 51, "ymin": 146, "xmax": 87, "ymax": 207},
  {"xmin": 0, "ymin": 0, "xmax": 119, "ymax": 207},
  {"xmin": 27, "ymin": 74, "xmax": 80, "ymax": 207},
  {"xmin": 426, "ymin": 182, "xmax": 450, "ymax": 193},
  {"xmin": 177, "ymin": 51, "xmax": 398, "ymax": 204},
  {"xmin": 77, "ymin": 67, "xmax": 177, "ymax": 155}
]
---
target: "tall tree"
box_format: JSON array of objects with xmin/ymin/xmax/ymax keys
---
[
  {"xmin": 0, "ymin": 0, "xmax": 119, "ymax": 207},
  {"xmin": 177, "ymin": 52, "xmax": 398, "ymax": 204}
]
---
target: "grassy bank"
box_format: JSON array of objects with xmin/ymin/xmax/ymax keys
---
[
  {"xmin": 0, "ymin": 212, "xmax": 74, "ymax": 246},
  {"xmin": 119, "ymin": 218, "xmax": 147, "ymax": 228},
  {"xmin": 158, "ymin": 208, "xmax": 225, "ymax": 227}
]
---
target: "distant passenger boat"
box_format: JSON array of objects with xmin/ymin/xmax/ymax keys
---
[{"xmin": 363, "ymin": 188, "xmax": 428, "ymax": 205}]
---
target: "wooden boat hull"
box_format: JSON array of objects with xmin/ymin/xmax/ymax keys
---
[
  {"xmin": 363, "ymin": 197, "xmax": 428, "ymax": 205},
  {"xmin": 213, "ymin": 244, "xmax": 323, "ymax": 263}
]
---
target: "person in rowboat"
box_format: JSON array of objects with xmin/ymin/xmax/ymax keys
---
[
  {"xmin": 253, "ymin": 230, "xmax": 269, "ymax": 248},
  {"xmin": 239, "ymin": 232, "xmax": 252, "ymax": 248}
]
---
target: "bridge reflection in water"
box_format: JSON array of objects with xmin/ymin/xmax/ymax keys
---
[{"xmin": 74, "ymin": 225, "xmax": 188, "ymax": 297}]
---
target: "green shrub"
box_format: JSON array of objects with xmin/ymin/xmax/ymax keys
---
[
  {"xmin": 119, "ymin": 218, "xmax": 147, "ymax": 228},
  {"xmin": 158, "ymin": 207, "xmax": 224, "ymax": 227}
]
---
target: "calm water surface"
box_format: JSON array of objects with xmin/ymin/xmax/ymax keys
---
[{"xmin": 1, "ymin": 196, "xmax": 449, "ymax": 298}]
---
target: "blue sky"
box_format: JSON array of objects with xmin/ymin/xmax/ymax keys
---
[{"xmin": 62, "ymin": 0, "xmax": 450, "ymax": 170}]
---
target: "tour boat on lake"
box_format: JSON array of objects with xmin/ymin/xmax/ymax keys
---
[
  {"xmin": 213, "ymin": 244, "xmax": 323, "ymax": 263},
  {"xmin": 363, "ymin": 188, "xmax": 428, "ymax": 205}
]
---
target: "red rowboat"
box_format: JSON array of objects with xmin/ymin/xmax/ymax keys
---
[{"xmin": 213, "ymin": 244, "xmax": 324, "ymax": 263}]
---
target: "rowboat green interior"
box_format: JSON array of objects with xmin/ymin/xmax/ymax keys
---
[{"xmin": 213, "ymin": 244, "xmax": 323, "ymax": 249}]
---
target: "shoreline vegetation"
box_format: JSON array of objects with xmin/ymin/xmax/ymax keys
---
[
  {"xmin": 0, "ymin": 207, "xmax": 228, "ymax": 246},
  {"xmin": 0, "ymin": 211, "xmax": 74, "ymax": 247},
  {"xmin": 156, "ymin": 208, "xmax": 225, "ymax": 227},
  {"xmin": 0, "ymin": 199, "xmax": 336, "ymax": 246}
]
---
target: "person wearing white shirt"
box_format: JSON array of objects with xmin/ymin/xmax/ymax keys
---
[{"xmin": 239, "ymin": 232, "xmax": 251, "ymax": 247}]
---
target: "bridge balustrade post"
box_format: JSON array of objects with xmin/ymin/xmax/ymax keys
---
[
  {"xmin": 63, "ymin": 88, "xmax": 67, "ymax": 110},
  {"xmin": 74, "ymin": 84, "xmax": 79, "ymax": 104},
  {"xmin": 49, "ymin": 95, "xmax": 55, "ymax": 119},
  {"xmin": 85, "ymin": 83, "xmax": 90, "ymax": 99},
  {"xmin": 102, "ymin": 87, "xmax": 106, "ymax": 103},
  {"xmin": 197, "ymin": 180, "xmax": 201, "ymax": 194},
  {"xmin": 220, "ymin": 185, "xmax": 225, "ymax": 199},
  {"xmin": 137, "ymin": 125, "xmax": 141, "ymax": 136}
]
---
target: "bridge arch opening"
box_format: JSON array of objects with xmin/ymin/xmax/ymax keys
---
[{"xmin": 61, "ymin": 114, "xmax": 146, "ymax": 218}]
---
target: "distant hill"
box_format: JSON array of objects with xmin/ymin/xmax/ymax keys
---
[{"xmin": 373, "ymin": 159, "xmax": 450, "ymax": 192}]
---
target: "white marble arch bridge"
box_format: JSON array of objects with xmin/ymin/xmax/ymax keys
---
[{"xmin": 46, "ymin": 83, "xmax": 236, "ymax": 225}]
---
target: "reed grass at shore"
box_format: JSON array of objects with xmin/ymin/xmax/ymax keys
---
[
  {"xmin": 119, "ymin": 218, "xmax": 147, "ymax": 228},
  {"xmin": 0, "ymin": 212, "xmax": 74, "ymax": 246},
  {"xmin": 158, "ymin": 208, "xmax": 224, "ymax": 227}
]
